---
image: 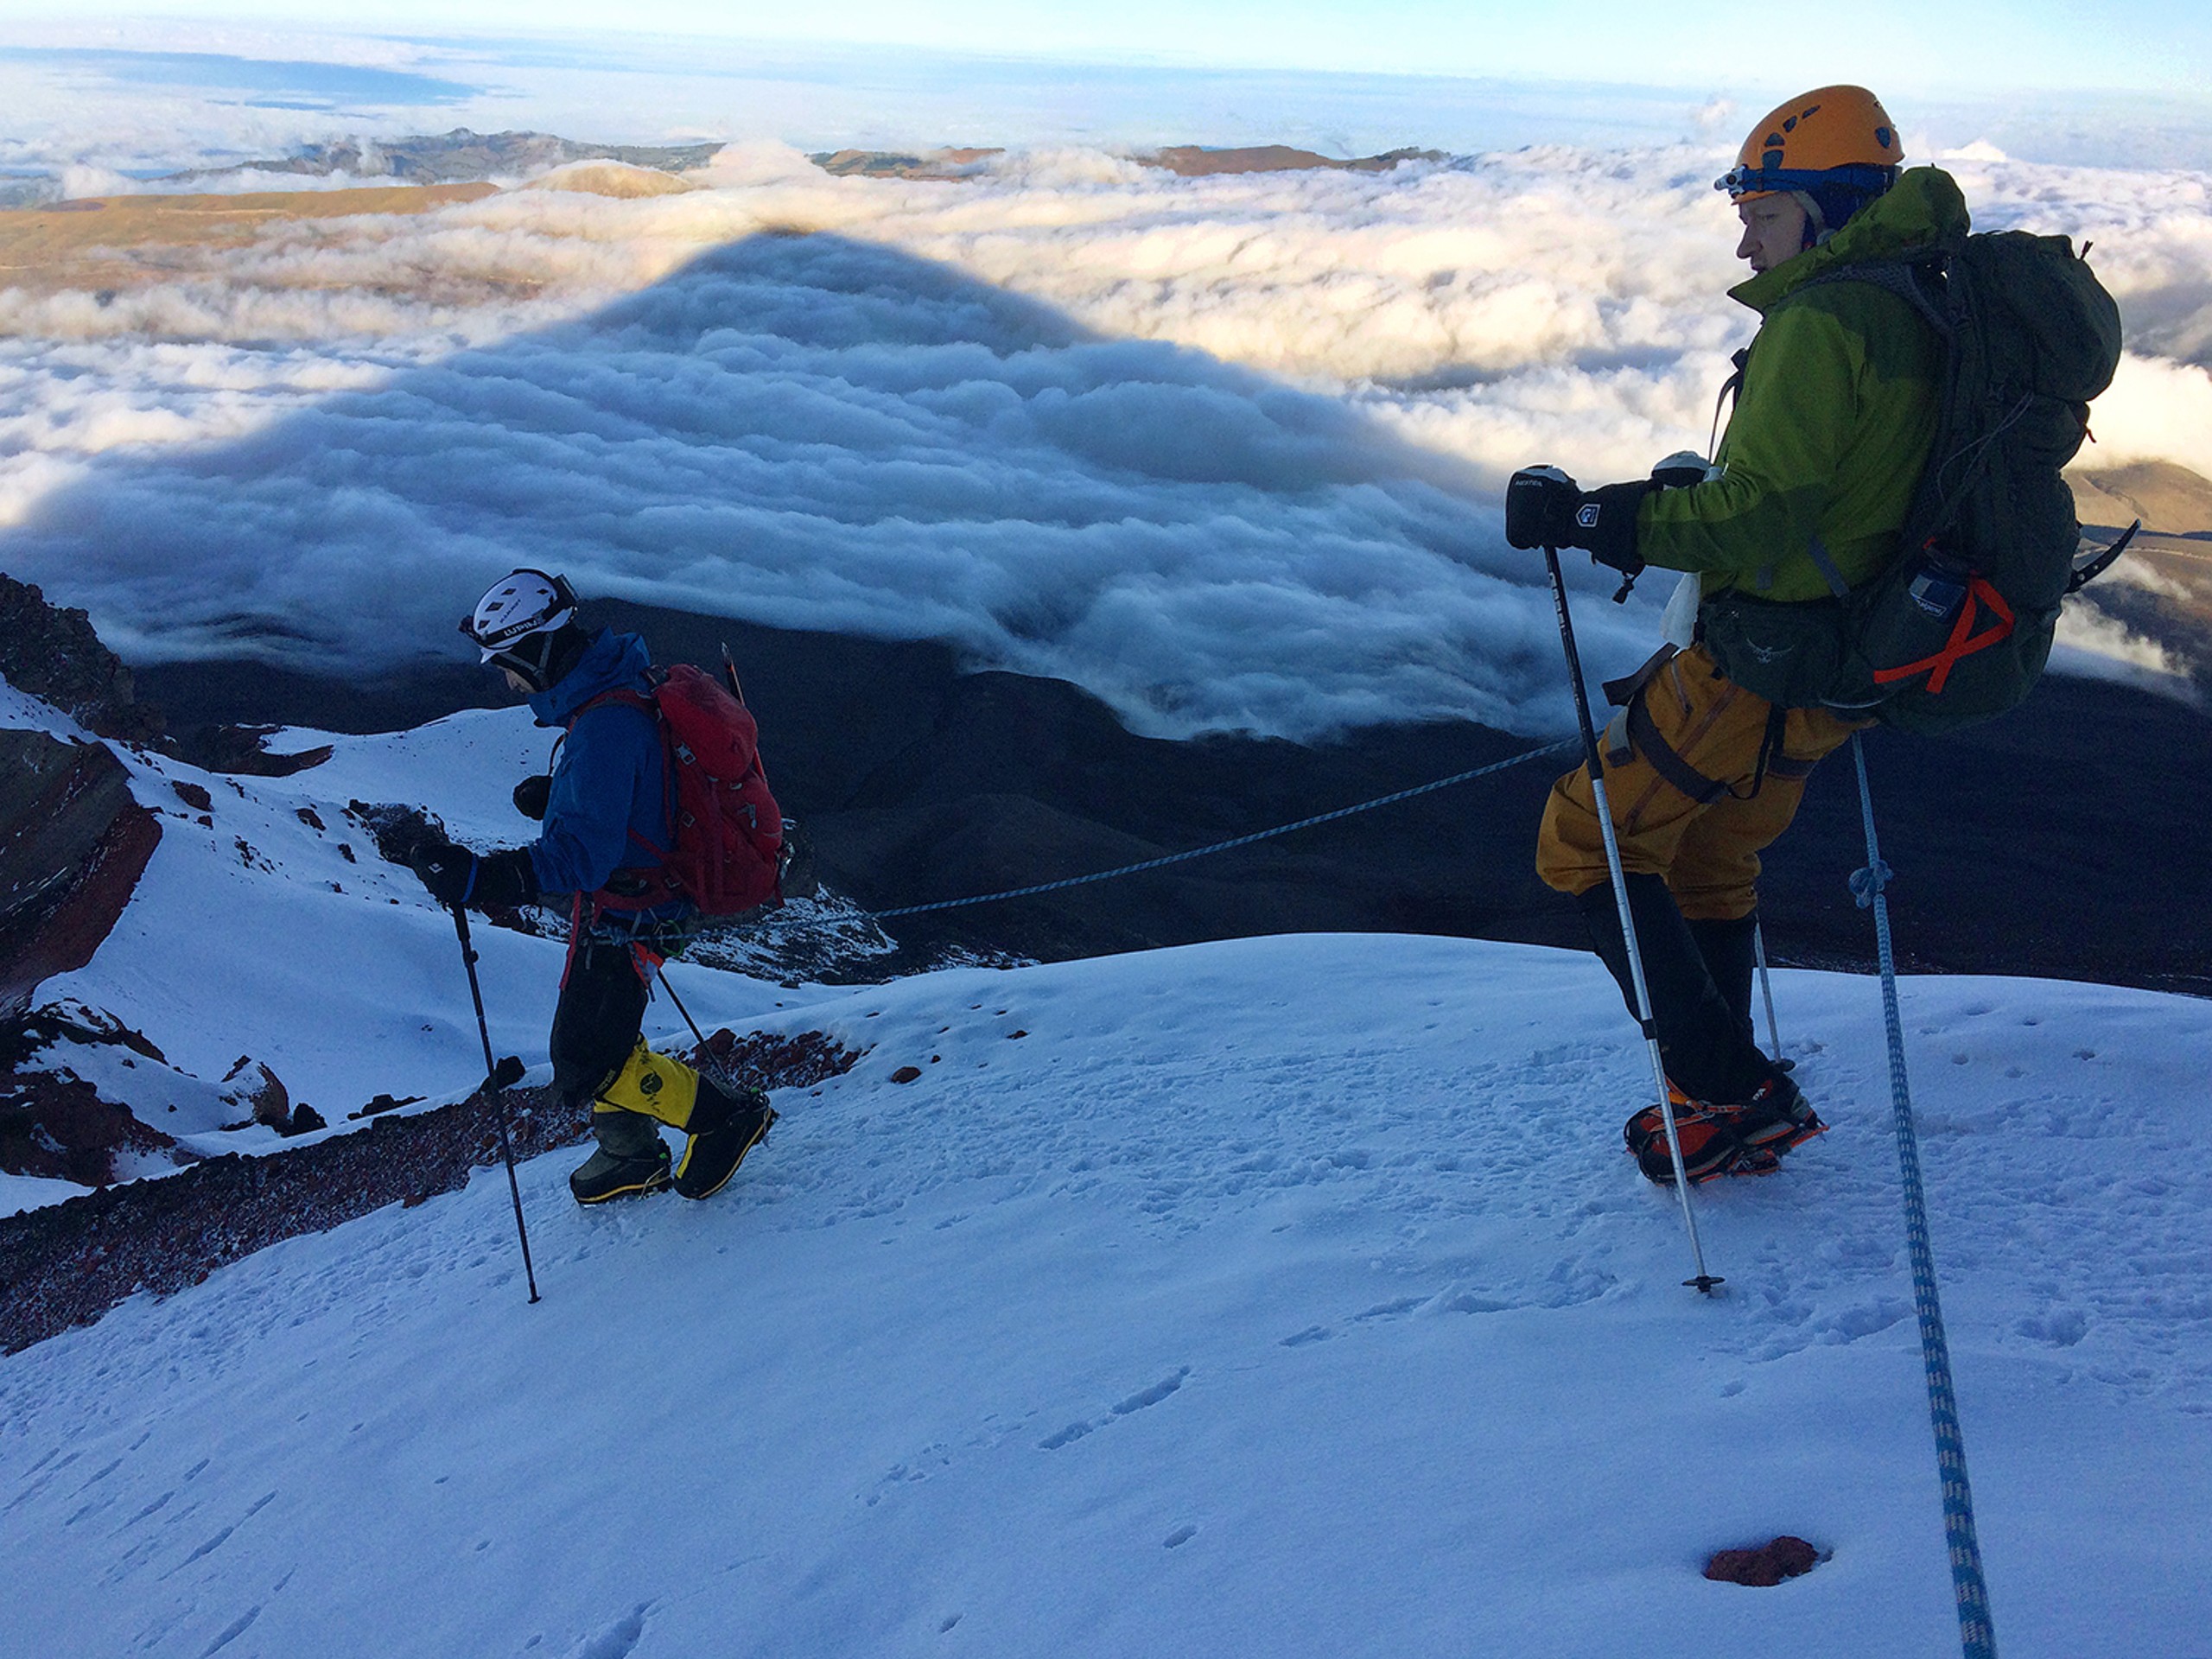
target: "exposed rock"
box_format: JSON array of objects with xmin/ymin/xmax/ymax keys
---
[
  {"xmin": 346, "ymin": 800, "xmax": 447, "ymax": 867},
  {"xmin": 166, "ymin": 723, "xmax": 333, "ymax": 777},
  {"xmin": 0, "ymin": 728, "xmax": 162, "ymax": 1019},
  {"xmin": 0, "ymin": 1006, "xmax": 188, "ymax": 1185},
  {"xmin": 350, "ymin": 1092, "xmax": 425, "ymax": 1120},
  {"xmin": 690, "ymin": 1029, "xmax": 866, "ymax": 1094},
  {"xmin": 0, "ymin": 573, "xmax": 163, "ymax": 743},
  {"xmin": 0, "ymin": 1027, "xmax": 856, "ymax": 1351},
  {"xmin": 222, "ymin": 1056, "xmax": 291, "ymax": 1130},
  {"xmin": 1704, "ymin": 1535, "xmax": 1821, "ymax": 1586},
  {"xmin": 0, "ymin": 1070, "xmax": 176, "ymax": 1186},
  {"xmin": 2, "ymin": 572, "xmax": 330, "ymax": 782}
]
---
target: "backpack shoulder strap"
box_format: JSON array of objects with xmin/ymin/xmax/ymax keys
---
[
  {"xmin": 1790, "ymin": 255, "xmax": 1953, "ymax": 340},
  {"xmin": 564, "ymin": 680, "xmax": 661, "ymax": 731},
  {"xmin": 562, "ymin": 679, "xmax": 679, "ymax": 872}
]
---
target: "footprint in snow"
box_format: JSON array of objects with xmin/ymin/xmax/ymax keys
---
[
  {"xmin": 196, "ymin": 1605, "xmax": 261, "ymax": 1657},
  {"xmin": 1039, "ymin": 1369, "xmax": 1192, "ymax": 1449},
  {"xmin": 565, "ymin": 1603, "xmax": 652, "ymax": 1659}
]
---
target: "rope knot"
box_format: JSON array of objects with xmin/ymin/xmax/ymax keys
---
[{"xmin": 1850, "ymin": 858, "xmax": 1893, "ymax": 909}]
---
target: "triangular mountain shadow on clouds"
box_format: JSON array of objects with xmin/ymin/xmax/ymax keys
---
[{"xmin": 0, "ymin": 226, "xmax": 2205, "ymax": 988}]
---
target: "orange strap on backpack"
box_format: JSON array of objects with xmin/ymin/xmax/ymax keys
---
[{"xmin": 1872, "ymin": 576, "xmax": 2014, "ymax": 696}]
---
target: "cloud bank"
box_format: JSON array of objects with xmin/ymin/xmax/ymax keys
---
[{"xmin": 3, "ymin": 142, "xmax": 2206, "ymax": 741}]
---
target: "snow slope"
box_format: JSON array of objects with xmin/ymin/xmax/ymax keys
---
[
  {"xmin": 3, "ymin": 931, "xmax": 2209, "ymax": 1658},
  {"xmin": 0, "ymin": 690, "xmax": 796, "ymax": 1199}
]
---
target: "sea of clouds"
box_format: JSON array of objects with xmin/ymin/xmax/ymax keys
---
[{"xmin": 3, "ymin": 138, "xmax": 2207, "ymax": 740}]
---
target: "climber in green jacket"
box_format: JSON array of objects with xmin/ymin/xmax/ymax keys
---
[{"xmin": 1504, "ymin": 85, "xmax": 1971, "ymax": 1184}]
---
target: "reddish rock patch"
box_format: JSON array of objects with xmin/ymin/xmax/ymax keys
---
[
  {"xmin": 1704, "ymin": 1535, "xmax": 1821, "ymax": 1586},
  {"xmin": 0, "ymin": 729, "xmax": 162, "ymax": 1019},
  {"xmin": 691, "ymin": 1027, "xmax": 864, "ymax": 1092},
  {"xmin": 0, "ymin": 1071, "xmax": 177, "ymax": 1186},
  {"xmin": 0, "ymin": 1028, "xmax": 857, "ymax": 1351},
  {"xmin": 222, "ymin": 1056, "xmax": 291, "ymax": 1129}
]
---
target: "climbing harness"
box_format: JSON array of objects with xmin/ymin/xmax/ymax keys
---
[{"xmin": 1850, "ymin": 733, "xmax": 1998, "ymax": 1659}]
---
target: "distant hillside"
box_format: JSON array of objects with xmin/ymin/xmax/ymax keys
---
[
  {"xmin": 160, "ymin": 128, "xmax": 724, "ymax": 188},
  {"xmin": 2071, "ymin": 460, "xmax": 2212, "ymax": 539},
  {"xmin": 0, "ymin": 184, "xmax": 499, "ymax": 298}
]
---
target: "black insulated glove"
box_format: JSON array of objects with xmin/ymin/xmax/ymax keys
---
[
  {"xmin": 1571, "ymin": 480, "xmax": 1653, "ymax": 578},
  {"xmin": 410, "ymin": 841, "xmax": 538, "ymax": 912},
  {"xmin": 512, "ymin": 774, "xmax": 552, "ymax": 821},
  {"xmin": 470, "ymin": 848, "xmax": 538, "ymax": 910},
  {"xmin": 1507, "ymin": 467, "xmax": 1650, "ymax": 579},
  {"xmin": 1504, "ymin": 466, "xmax": 1583, "ymax": 550},
  {"xmin": 410, "ymin": 839, "xmax": 476, "ymax": 908}
]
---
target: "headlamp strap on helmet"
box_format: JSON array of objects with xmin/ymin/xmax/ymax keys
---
[{"xmin": 1716, "ymin": 162, "xmax": 1900, "ymax": 200}]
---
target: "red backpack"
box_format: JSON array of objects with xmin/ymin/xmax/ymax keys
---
[{"xmin": 576, "ymin": 662, "xmax": 786, "ymax": 918}]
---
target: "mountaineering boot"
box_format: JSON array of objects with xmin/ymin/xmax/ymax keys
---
[
  {"xmin": 1624, "ymin": 1071, "xmax": 1827, "ymax": 1185},
  {"xmin": 569, "ymin": 1111, "xmax": 673, "ymax": 1204},
  {"xmin": 1576, "ymin": 874, "xmax": 1775, "ymax": 1108},
  {"xmin": 673, "ymin": 1078, "xmax": 776, "ymax": 1200}
]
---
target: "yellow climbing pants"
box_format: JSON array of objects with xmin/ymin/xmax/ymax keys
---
[{"xmin": 1535, "ymin": 643, "xmax": 1868, "ymax": 921}]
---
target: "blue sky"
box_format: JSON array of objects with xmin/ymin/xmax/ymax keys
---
[
  {"xmin": 2, "ymin": 8, "xmax": 2208, "ymax": 173},
  {"xmin": 12, "ymin": 1, "xmax": 2205, "ymax": 98}
]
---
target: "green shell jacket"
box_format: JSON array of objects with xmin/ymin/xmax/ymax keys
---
[{"xmin": 1638, "ymin": 167, "xmax": 1971, "ymax": 606}]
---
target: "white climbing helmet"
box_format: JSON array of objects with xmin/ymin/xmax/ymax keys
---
[{"xmin": 462, "ymin": 569, "xmax": 577, "ymax": 664}]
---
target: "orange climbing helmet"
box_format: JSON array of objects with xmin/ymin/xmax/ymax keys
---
[{"xmin": 1715, "ymin": 85, "xmax": 1904, "ymax": 205}]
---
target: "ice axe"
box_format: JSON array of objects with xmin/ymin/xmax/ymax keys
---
[{"xmin": 447, "ymin": 904, "xmax": 542, "ymax": 1305}]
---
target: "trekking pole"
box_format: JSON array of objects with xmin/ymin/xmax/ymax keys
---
[
  {"xmin": 1542, "ymin": 546, "xmax": 1719, "ymax": 1293},
  {"xmin": 447, "ymin": 904, "xmax": 542, "ymax": 1306},
  {"xmin": 1753, "ymin": 920, "xmax": 1784, "ymax": 1060},
  {"xmin": 653, "ymin": 965, "xmax": 740, "ymax": 1096},
  {"xmin": 1849, "ymin": 734, "xmax": 1996, "ymax": 1657}
]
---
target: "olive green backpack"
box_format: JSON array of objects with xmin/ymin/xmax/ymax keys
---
[
  {"xmin": 1702, "ymin": 232, "xmax": 2132, "ymax": 730},
  {"xmin": 1840, "ymin": 231, "xmax": 2132, "ymax": 731}
]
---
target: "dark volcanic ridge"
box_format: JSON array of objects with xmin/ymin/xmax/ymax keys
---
[
  {"xmin": 129, "ymin": 596, "xmax": 2212, "ymax": 997},
  {"xmin": 7, "ymin": 586, "xmax": 2210, "ymax": 1349}
]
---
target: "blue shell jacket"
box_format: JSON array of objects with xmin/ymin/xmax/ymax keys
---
[{"xmin": 523, "ymin": 627, "xmax": 674, "ymax": 900}]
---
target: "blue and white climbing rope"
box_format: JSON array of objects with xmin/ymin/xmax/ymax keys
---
[
  {"xmin": 1851, "ymin": 733, "xmax": 1999, "ymax": 1659},
  {"xmin": 869, "ymin": 736, "xmax": 1579, "ymax": 920}
]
